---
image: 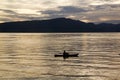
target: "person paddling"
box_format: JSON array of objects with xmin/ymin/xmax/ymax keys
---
[{"xmin": 63, "ymin": 50, "xmax": 68, "ymax": 57}]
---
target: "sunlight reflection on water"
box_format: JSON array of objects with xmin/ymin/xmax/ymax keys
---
[{"xmin": 0, "ymin": 33, "xmax": 120, "ymax": 80}]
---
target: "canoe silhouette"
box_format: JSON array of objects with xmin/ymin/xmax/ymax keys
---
[{"xmin": 54, "ymin": 53, "xmax": 79, "ymax": 57}]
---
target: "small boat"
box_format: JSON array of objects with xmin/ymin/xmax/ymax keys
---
[
  {"xmin": 54, "ymin": 53, "xmax": 79, "ymax": 57},
  {"xmin": 54, "ymin": 50, "xmax": 79, "ymax": 59}
]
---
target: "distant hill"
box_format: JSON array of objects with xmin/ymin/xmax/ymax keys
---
[
  {"xmin": 100, "ymin": 20, "xmax": 120, "ymax": 24},
  {"xmin": 0, "ymin": 18, "xmax": 120, "ymax": 32}
]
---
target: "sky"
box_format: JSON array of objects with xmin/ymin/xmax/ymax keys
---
[{"xmin": 0, "ymin": 0, "xmax": 120, "ymax": 23}]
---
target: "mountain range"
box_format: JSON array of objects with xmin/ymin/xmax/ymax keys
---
[{"xmin": 0, "ymin": 18, "xmax": 120, "ymax": 32}]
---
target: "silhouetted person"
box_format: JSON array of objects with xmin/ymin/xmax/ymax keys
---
[
  {"xmin": 63, "ymin": 50, "xmax": 68, "ymax": 55},
  {"xmin": 63, "ymin": 50, "xmax": 69, "ymax": 60}
]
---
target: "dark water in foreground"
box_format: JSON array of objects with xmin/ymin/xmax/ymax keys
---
[{"xmin": 0, "ymin": 33, "xmax": 120, "ymax": 80}]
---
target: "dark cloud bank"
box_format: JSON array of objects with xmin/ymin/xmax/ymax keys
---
[
  {"xmin": 41, "ymin": 6, "xmax": 87, "ymax": 14},
  {"xmin": 40, "ymin": 6, "xmax": 87, "ymax": 18}
]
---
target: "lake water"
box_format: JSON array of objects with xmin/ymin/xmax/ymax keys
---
[{"xmin": 0, "ymin": 33, "xmax": 120, "ymax": 80}]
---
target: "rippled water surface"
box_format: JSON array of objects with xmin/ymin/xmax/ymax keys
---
[{"xmin": 0, "ymin": 33, "xmax": 120, "ymax": 80}]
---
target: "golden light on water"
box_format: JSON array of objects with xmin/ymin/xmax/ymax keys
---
[{"xmin": 0, "ymin": 33, "xmax": 120, "ymax": 79}]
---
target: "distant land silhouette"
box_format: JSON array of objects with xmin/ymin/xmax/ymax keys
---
[{"xmin": 0, "ymin": 18, "xmax": 120, "ymax": 32}]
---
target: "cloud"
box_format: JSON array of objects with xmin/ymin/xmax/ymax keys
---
[
  {"xmin": 0, "ymin": 0, "xmax": 120, "ymax": 23},
  {"xmin": 0, "ymin": 9, "xmax": 46, "ymax": 22},
  {"xmin": 0, "ymin": 9, "xmax": 17, "ymax": 14},
  {"xmin": 89, "ymin": 0, "xmax": 120, "ymax": 5},
  {"xmin": 59, "ymin": 6, "xmax": 87, "ymax": 13},
  {"xmin": 78, "ymin": 9, "xmax": 120, "ymax": 23},
  {"xmin": 92, "ymin": 4, "xmax": 120, "ymax": 10},
  {"xmin": 41, "ymin": 6, "xmax": 87, "ymax": 19}
]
